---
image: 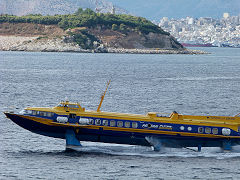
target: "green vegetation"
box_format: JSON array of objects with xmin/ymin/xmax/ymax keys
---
[
  {"xmin": 0, "ymin": 14, "xmax": 62, "ymax": 25},
  {"xmin": 0, "ymin": 8, "xmax": 169, "ymax": 35},
  {"xmin": 111, "ymin": 24, "xmax": 118, "ymax": 31},
  {"xmin": 68, "ymin": 28, "xmax": 99, "ymax": 49}
]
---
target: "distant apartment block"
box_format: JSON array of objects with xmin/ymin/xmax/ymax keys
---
[{"xmin": 158, "ymin": 13, "xmax": 240, "ymax": 47}]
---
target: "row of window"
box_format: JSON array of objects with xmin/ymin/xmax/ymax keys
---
[
  {"xmin": 198, "ymin": 127, "xmax": 218, "ymax": 134},
  {"xmin": 180, "ymin": 126, "xmax": 219, "ymax": 134},
  {"xmin": 24, "ymin": 110, "xmax": 54, "ymax": 117},
  {"xmin": 89, "ymin": 119, "xmax": 138, "ymax": 128},
  {"xmin": 90, "ymin": 120, "xmax": 219, "ymax": 135}
]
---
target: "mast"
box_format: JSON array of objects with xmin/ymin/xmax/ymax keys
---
[{"xmin": 97, "ymin": 80, "xmax": 111, "ymax": 112}]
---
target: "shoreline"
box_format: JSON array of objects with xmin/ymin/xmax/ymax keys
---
[
  {"xmin": 0, "ymin": 35, "xmax": 208, "ymax": 55},
  {"xmin": 106, "ymin": 48, "xmax": 207, "ymax": 54}
]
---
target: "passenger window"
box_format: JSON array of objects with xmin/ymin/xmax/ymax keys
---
[
  {"xmin": 69, "ymin": 114, "xmax": 76, "ymax": 119},
  {"xmin": 110, "ymin": 120, "xmax": 116, "ymax": 127},
  {"xmin": 103, "ymin": 120, "xmax": 108, "ymax": 126},
  {"xmin": 89, "ymin": 119, "xmax": 94, "ymax": 125},
  {"xmin": 117, "ymin": 121, "xmax": 123, "ymax": 127},
  {"xmin": 68, "ymin": 104, "xmax": 79, "ymax": 108},
  {"xmin": 96, "ymin": 119, "xmax": 101, "ymax": 125},
  {"xmin": 132, "ymin": 122, "xmax": 138, "ymax": 128},
  {"xmin": 32, "ymin": 110, "xmax": 37, "ymax": 115},
  {"xmin": 39, "ymin": 111, "xmax": 44, "ymax": 116},
  {"xmin": 212, "ymin": 128, "xmax": 218, "ymax": 134},
  {"xmin": 198, "ymin": 127, "xmax": 204, "ymax": 133},
  {"xmin": 26, "ymin": 110, "xmax": 32, "ymax": 114},
  {"xmin": 125, "ymin": 121, "xmax": 130, "ymax": 128},
  {"xmin": 47, "ymin": 112, "xmax": 53, "ymax": 117},
  {"xmin": 205, "ymin": 127, "xmax": 211, "ymax": 134}
]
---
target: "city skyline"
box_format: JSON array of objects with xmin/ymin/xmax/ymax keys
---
[{"xmin": 159, "ymin": 13, "xmax": 240, "ymax": 47}]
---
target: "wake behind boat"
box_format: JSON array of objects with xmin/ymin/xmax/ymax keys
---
[{"xmin": 4, "ymin": 81, "xmax": 240, "ymax": 152}]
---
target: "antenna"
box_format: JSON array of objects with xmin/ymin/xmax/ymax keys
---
[
  {"xmin": 111, "ymin": 5, "xmax": 115, "ymax": 14},
  {"xmin": 97, "ymin": 80, "xmax": 111, "ymax": 112}
]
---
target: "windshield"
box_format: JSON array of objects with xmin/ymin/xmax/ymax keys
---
[
  {"xmin": 57, "ymin": 103, "xmax": 79, "ymax": 108},
  {"xmin": 68, "ymin": 104, "xmax": 79, "ymax": 108},
  {"xmin": 19, "ymin": 109, "xmax": 32, "ymax": 115}
]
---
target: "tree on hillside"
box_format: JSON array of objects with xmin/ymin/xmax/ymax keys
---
[
  {"xmin": 119, "ymin": 23, "xmax": 127, "ymax": 33},
  {"xmin": 75, "ymin": 8, "xmax": 84, "ymax": 15},
  {"xmin": 112, "ymin": 24, "xmax": 118, "ymax": 31},
  {"xmin": 83, "ymin": 8, "xmax": 96, "ymax": 15}
]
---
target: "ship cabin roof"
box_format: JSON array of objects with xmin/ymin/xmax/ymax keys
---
[
  {"xmin": 24, "ymin": 101, "xmax": 85, "ymax": 113},
  {"xmin": 53, "ymin": 101, "xmax": 85, "ymax": 112}
]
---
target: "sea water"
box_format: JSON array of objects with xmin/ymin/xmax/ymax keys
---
[{"xmin": 1, "ymin": 48, "xmax": 240, "ymax": 179}]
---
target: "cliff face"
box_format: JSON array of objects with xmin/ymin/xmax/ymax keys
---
[{"xmin": 89, "ymin": 28, "xmax": 183, "ymax": 49}]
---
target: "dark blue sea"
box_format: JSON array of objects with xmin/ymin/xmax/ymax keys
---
[{"xmin": 1, "ymin": 48, "xmax": 240, "ymax": 179}]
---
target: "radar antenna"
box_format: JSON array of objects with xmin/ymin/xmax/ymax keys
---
[{"xmin": 97, "ymin": 80, "xmax": 111, "ymax": 112}]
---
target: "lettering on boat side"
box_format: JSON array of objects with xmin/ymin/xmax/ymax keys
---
[
  {"xmin": 142, "ymin": 124, "xmax": 158, "ymax": 129},
  {"xmin": 142, "ymin": 124, "xmax": 172, "ymax": 130},
  {"xmin": 159, "ymin": 125, "xmax": 172, "ymax": 130}
]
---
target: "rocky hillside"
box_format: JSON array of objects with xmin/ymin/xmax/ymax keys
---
[
  {"xmin": 0, "ymin": 23, "xmax": 84, "ymax": 52},
  {"xmin": 88, "ymin": 27, "xmax": 182, "ymax": 49},
  {"xmin": 0, "ymin": 23, "xmax": 65, "ymax": 36},
  {"xmin": 0, "ymin": 22, "xmax": 183, "ymax": 52}
]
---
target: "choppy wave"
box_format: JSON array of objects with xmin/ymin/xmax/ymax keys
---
[
  {"xmin": 2, "ymin": 49, "xmax": 240, "ymax": 179},
  {"xmin": 162, "ymin": 76, "xmax": 240, "ymax": 81}
]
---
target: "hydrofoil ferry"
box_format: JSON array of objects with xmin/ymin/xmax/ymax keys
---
[{"xmin": 4, "ymin": 81, "xmax": 240, "ymax": 152}]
